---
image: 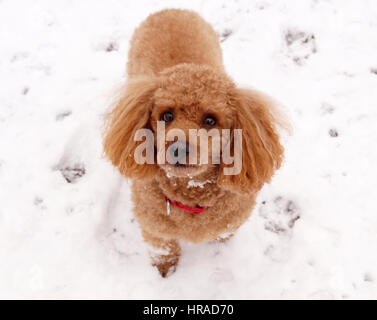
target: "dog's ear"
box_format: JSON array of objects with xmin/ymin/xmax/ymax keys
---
[
  {"xmin": 103, "ymin": 76, "xmax": 159, "ymax": 179},
  {"xmin": 218, "ymin": 88, "xmax": 284, "ymax": 194}
]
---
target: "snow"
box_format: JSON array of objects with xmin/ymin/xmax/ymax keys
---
[
  {"xmin": 1, "ymin": 0, "xmax": 377, "ymax": 299},
  {"xmin": 187, "ymin": 179, "xmax": 215, "ymax": 189}
]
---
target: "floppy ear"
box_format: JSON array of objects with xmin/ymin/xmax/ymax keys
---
[
  {"xmin": 103, "ymin": 76, "xmax": 159, "ymax": 179},
  {"xmin": 218, "ymin": 88, "xmax": 284, "ymax": 194}
]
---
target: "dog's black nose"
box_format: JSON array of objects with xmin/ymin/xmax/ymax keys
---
[{"xmin": 168, "ymin": 141, "xmax": 190, "ymax": 164}]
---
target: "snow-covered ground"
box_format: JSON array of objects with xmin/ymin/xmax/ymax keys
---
[{"xmin": 1, "ymin": 0, "xmax": 377, "ymax": 299}]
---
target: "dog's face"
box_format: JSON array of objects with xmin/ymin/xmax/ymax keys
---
[
  {"xmin": 150, "ymin": 65, "xmax": 234, "ymax": 178},
  {"xmin": 103, "ymin": 64, "xmax": 283, "ymax": 194}
]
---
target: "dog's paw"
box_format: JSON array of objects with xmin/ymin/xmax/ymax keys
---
[
  {"xmin": 259, "ymin": 196, "xmax": 300, "ymax": 236},
  {"xmin": 152, "ymin": 255, "xmax": 179, "ymax": 278}
]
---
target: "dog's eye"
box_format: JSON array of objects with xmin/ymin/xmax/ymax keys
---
[
  {"xmin": 161, "ymin": 111, "xmax": 174, "ymax": 123},
  {"xmin": 202, "ymin": 115, "xmax": 217, "ymax": 127}
]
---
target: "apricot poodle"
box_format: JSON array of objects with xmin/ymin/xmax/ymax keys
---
[{"xmin": 103, "ymin": 9, "xmax": 284, "ymax": 277}]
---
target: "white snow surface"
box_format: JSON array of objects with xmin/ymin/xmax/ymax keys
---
[
  {"xmin": 1, "ymin": 0, "xmax": 377, "ymax": 299},
  {"xmin": 187, "ymin": 179, "xmax": 215, "ymax": 189}
]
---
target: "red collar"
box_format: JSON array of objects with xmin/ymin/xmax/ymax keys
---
[{"xmin": 164, "ymin": 196, "xmax": 207, "ymax": 215}]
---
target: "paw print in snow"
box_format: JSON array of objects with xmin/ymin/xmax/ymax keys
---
[
  {"xmin": 56, "ymin": 110, "xmax": 72, "ymax": 121},
  {"xmin": 106, "ymin": 41, "xmax": 119, "ymax": 52},
  {"xmin": 329, "ymin": 128, "xmax": 339, "ymax": 138},
  {"xmin": 284, "ymin": 29, "xmax": 317, "ymax": 65},
  {"xmin": 259, "ymin": 196, "xmax": 300, "ymax": 236},
  {"xmin": 58, "ymin": 163, "xmax": 86, "ymax": 183},
  {"xmin": 219, "ymin": 28, "xmax": 232, "ymax": 42},
  {"xmin": 34, "ymin": 197, "xmax": 47, "ymax": 210},
  {"xmin": 320, "ymin": 102, "xmax": 335, "ymax": 115}
]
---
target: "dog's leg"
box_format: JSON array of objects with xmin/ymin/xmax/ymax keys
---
[{"xmin": 142, "ymin": 230, "xmax": 181, "ymax": 278}]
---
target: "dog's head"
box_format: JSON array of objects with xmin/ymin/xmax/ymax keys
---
[{"xmin": 103, "ymin": 64, "xmax": 284, "ymax": 194}]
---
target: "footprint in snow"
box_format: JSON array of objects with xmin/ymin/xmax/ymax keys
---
[
  {"xmin": 259, "ymin": 196, "xmax": 301, "ymax": 236},
  {"xmin": 219, "ymin": 28, "xmax": 232, "ymax": 42},
  {"xmin": 284, "ymin": 29, "xmax": 317, "ymax": 65},
  {"xmin": 328, "ymin": 128, "xmax": 339, "ymax": 138},
  {"xmin": 320, "ymin": 102, "xmax": 335, "ymax": 115},
  {"xmin": 106, "ymin": 41, "xmax": 119, "ymax": 52},
  {"xmin": 58, "ymin": 163, "xmax": 86, "ymax": 183},
  {"xmin": 56, "ymin": 110, "xmax": 72, "ymax": 121}
]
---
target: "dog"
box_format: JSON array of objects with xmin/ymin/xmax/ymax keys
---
[{"xmin": 103, "ymin": 9, "xmax": 284, "ymax": 277}]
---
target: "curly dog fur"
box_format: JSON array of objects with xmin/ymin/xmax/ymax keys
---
[{"xmin": 103, "ymin": 9, "xmax": 284, "ymax": 277}]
